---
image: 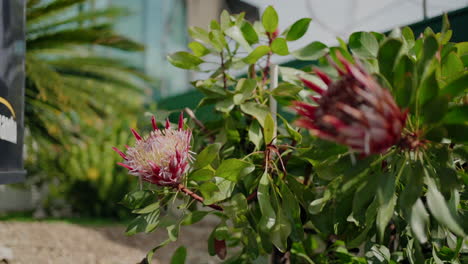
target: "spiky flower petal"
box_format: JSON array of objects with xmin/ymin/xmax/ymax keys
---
[
  {"xmin": 294, "ymin": 55, "xmax": 407, "ymax": 155},
  {"xmin": 114, "ymin": 113, "xmax": 192, "ymax": 186}
]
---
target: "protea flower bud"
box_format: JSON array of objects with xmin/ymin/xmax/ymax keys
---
[
  {"xmin": 294, "ymin": 56, "xmax": 407, "ymax": 155},
  {"xmin": 113, "ymin": 113, "xmax": 193, "ymax": 186}
]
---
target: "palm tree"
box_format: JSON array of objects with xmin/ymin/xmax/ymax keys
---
[{"xmin": 26, "ymin": 0, "xmax": 152, "ymax": 146}]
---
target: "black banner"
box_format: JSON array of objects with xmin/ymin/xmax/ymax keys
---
[{"xmin": 0, "ymin": 0, "xmax": 25, "ymax": 184}]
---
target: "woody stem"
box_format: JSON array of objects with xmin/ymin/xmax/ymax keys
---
[{"xmin": 176, "ymin": 183, "xmax": 223, "ymax": 211}]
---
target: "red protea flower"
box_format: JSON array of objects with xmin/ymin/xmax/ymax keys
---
[
  {"xmin": 113, "ymin": 113, "xmax": 193, "ymax": 186},
  {"xmin": 294, "ymin": 56, "xmax": 407, "ymax": 155}
]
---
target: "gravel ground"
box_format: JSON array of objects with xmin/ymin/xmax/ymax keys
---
[{"xmin": 0, "ymin": 220, "xmax": 221, "ymax": 264}]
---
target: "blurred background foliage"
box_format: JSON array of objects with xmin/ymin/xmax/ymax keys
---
[{"xmin": 24, "ymin": 0, "xmax": 153, "ymax": 218}]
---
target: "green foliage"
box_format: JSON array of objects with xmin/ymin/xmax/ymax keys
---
[
  {"xmin": 123, "ymin": 6, "xmax": 468, "ymax": 263},
  {"xmin": 25, "ymin": 0, "xmax": 152, "ymax": 217}
]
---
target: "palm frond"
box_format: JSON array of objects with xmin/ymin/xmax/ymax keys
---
[
  {"xmin": 27, "ymin": 0, "xmax": 86, "ymax": 23},
  {"xmin": 27, "ymin": 24, "xmax": 144, "ymax": 51},
  {"xmin": 27, "ymin": 7, "xmax": 129, "ymax": 35}
]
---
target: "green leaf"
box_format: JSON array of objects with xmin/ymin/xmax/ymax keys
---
[
  {"xmin": 280, "ymin": 184, "xmax": 303, "ymax": 242},
  {"xmin": 132, "ymin": 201, "xmax": 160, "ymax": 214},
  {"xmin": 170, "ymin": 246, "xmax": 187, "ymax": 264},
  {"xmin": 181, "ymin": 211, "xmax": 210, "ymax": 225},
  {"xmin": 209, "ymin": 30, "xmax": 227, "ymax": 51},
  {"xmin": 120, "ymin": 190, "xmax": 153, "ymax": 209},
  {"xmin": 272, "ymin": 83, "xmax": 302, "ymax": 98},
  {"xmin": 215, "ymin": 96, "xmax": 235, "ymax": 113},
  {"xmin": 443, "ymin": 105, "xmax": 468, "ymax": 125},
  {"xmin": 241, "ymin": 21, "xmax": 259, "ymax": 45},
  {"xmin": 258, "ymin": 171, "xmax": 276, "ymax": 231},
  {"xmin": 291, "ymin": 41, "xmax": 328, "ymax": 60},
  {"xmin": 216, "ymin": 159, "xmax": 255, "ymax": 182},
  {"xmin": 418, "ymin": 35, "xmax": 439, "ymax": 76},
  {"xmin": 410, "ymin": 199, "xmax": 429, "ymax": 243},
  {"xmin": 263, "ymin": 113, "xmax": 275, "ymax": 145},
  {"xmin": 286, "ymin": 18, "xmax": 312, "ymax": 41},
  {"xmin": 422, "ymin": 95, "xmax": 449, "ymax": 123},
  {"xmin": 220, "ymin": 10, "xmax": 231, "ymax": 30},
  {"xmin": 189, "ymin": 168, "xmax": 215, "ymax": 181},
  {"xmin": 425, "ymin": 175, "xmax": 466, "ymax": 237},
  {"xmin": 440, "ymin": 74, "xmax": 468, "ymax": 98},
  {"xmin": 349, "ymin": 32, "xmax": 379, "ymax": 58},
  {"xmin": 418, "ymin": 69, "xmax": 439, "ymax": 106},
  {"xmin": 234, "ymin": 78, "xmax": 257, "ymax": 105},
  {"xmin": 271, "ymin": 38, "xmax": 289, "ymax": 56},
  {"xmin": 278, "ymin": 116, "xmax": 302, "ymax": 143},
  {"xmin": 243, "ymin": 45, "xmax": 270, "ymax": 64},
  {"xmin": 188, "ymin": 26, "xmax": 211, "ymax": 44},
  {"xmin": 167, "ymin": 51, "xmax": 204, "ymax": 70},
  {"xmin": 240, "ymin": 102, "xmax": 270, "ymax": 127},
  {"xmin": 200, "ymin": 181, "xmax": 220, "ymax": 204},
  {"xmin": 378, "ymin": 38, "xmax": 403, "ymax": 83},
  {"xmin": 262, "ymin": 6, "xmax": 278, "ymax": 33},
  {"xmin": 225, "ymin": 26, "xmax": 253, "ymax": 52},
  {"xmin": 194, "ymin": 143, "xmax": 222, "ymax": 169},
  {"xmin": 402, "ymin": 27, "xmax": 415, "ymax": 47},
  {"xmin": 271, "ymin": 208, "xmax": 292, "ymax": 252},
  {"xmin": 376, "ymin": 173, "xmax": 396, "ymax": 241},
  {"xmin": 441, "ymin": 52, "xmax": 464, "ymax": 79},
  {"xmin": 248, "ymin": 121, "xmax": 263, "ymax": 150},
  {"xmin": 393, "ymin": 55, "xmax": 414, "ymax": 107},
  {"xmin": 125, "ymin": 209, "xmax": 160, "ymax": 235},
  {"xmin": 445, "ymin": 124, "xmax": 468, "ymax": 143},
  {"xmin": 188, "ymin": 41, "xmax": 210, "ymax": 57}
]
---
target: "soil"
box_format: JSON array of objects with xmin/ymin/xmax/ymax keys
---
[{"xmin": 0, "ymin": 220, "xmax": 221, "ymax": 264}]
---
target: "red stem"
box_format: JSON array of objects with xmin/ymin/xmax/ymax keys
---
[{"xmin": 176, "ymin": 184, "xmax": 223, "ymax": 211}]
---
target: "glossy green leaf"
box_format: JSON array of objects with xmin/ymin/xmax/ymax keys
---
[
  {"xmin": 278, "ymin": 115, "xmax": 302, "ymax": 143},
  {"xmin": 188, "ymin": 41, "xmax": 210, "ymax": 57},
  {"xmin": 286, "ymin": 18, "xmax": 312, "ymax": 41},
  {"xmin": 188, "ymin": 26, "xmax": 210, "ymax": 44},
  {"xmin": 292, "ymin": 41, "xmax": 328, "ymax": 60},
  {"xmin": 377, "ymin": 38, "xmax": 403, "ymax": 83},
  {"xmin": 126, "ymin": 209, "xmax": 160, "ymax": 235},
  {"xmin": 393, "ymin": 55, "xmax": 414, "ymax": 107},
  {"xmin": 243, "ymin": 45, "xmax": 270, "ymax": 64},
  {"xmin": 234, "ymin": 78, "xmax": 257, "ymax": 105},
  {"xmin": 240, "ymin": 101, "xmax": 270, "ymax": 127},
  {"xmin": 120, "ymin": 190, "xmax": 154, "ymax": 209},
  {"xmin": 225, "ymin": 25, "xmax": 253, "ymax": 52},
  {"xmin": 189, "ymin": 168, "xmax": 215, "ymax": 181},
  {"xmin": 170, "ymin": 246, "xmax": 187, "ymax": 264},
  {"xmin": 376, "ymin": 173, "xmax": 396, "ymax": 241},
  {"xmin": 216, "ymin": 159, "xmax": 255, "ymax": 182},
  {"xmin": 258, "ymin": 171, "xmax": 276, "ymax": 231},
  {"xmin": 209, "ymin": 30, "xmax": 227, "ymax": 51},
  {"xmin": 262, "ymin": 6, "xmax": 278, "ymax": 33},
  {"xmin": 181, "ymin": 211, "xmax": 210, "ymax": 226},
  {"xmin": 441, "ymin": 52, "xmax": 464, "ymax": 79},
  {"xmin": 220, "ymin": 10, "xmax": 231, "ymax": 30},
  {"xmin": 418, "ymin": 35, "xmax": 439, "ymax": 76},
  {"xmin": 445, "ymin": 124, "xmax": 468, "ymax": 143},
  {"xmin": 440, "ymin": 73, "xmax": 468, "ymax": 98},
  {"xmin": 263, "ymin": 113, "xmax": 275, "ymax": 145},
  {"xmin": 167, "ymin": 51, "xmax": 204, "ymax": 70},
  {"xmin": 271, "ymin": 37, "xmax": 289, "ymax": 55},
  {"xmin": 281, "ymin": 183, "xmax": 303, "ymax": 242},
  {"xmin": 425, "ymin": 175, "xmax": 466, "ymax": 237},
  {"xmin": 443, "ymin": 105, "xmax": 468, "ymax": 125},
  {"xmin": 422, "ymin": 95, "xmax": 449, "ymax": 123},
  {"xmin": 402, "ymin": 27, "xmax": 415, "ymax": 47},
  {"xmin": 410, "ymin": 199, "xmax": 429, "ymax": 243},
  {"xmin": 271, "ymin": 83, "xmax": 302, "ymax": 98},
  {"xmin": 132, "ymin": 201, "xmax": 160, "ymax": 214},
  {"xmin": 271, "ymin": 208, "xmax": 292, "ymax": 252},
  {"xmin": 215, "ymin": 96, "xmax": 235, "ymax": 113},
  {"xmin": 194, "ymin": 143, "xmax": 222, "ymax": 169},
  {"xmin": 349, "ymin": 32, "xmax": 379, "ymax": 58},
  {"xmin": 248, "ymin": 121, "xmax": 263, "ymax": 150},
  {"xmin": 241, "ymin": 21, "xmax": 259, "ymax": 45},
  {"xmin": 418, "ymin": 69, "xmax": 439, "ymax": 106}
]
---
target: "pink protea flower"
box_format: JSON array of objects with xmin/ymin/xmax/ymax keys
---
[
  {"xmin": 113, "ymin": 113, "xmax": 193, "ymax": 186},
  {"xmin": 294, "ymin": 56, "xmax": 407, "ymax": 155}
]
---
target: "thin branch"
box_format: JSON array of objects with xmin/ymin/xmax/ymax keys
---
[{"xmin": 175, "ymin": 183, "xmax": 223, "ymax": 211}]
